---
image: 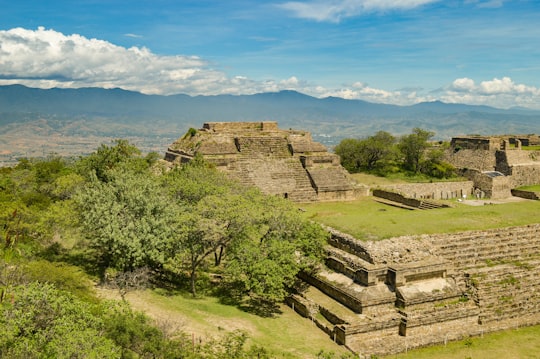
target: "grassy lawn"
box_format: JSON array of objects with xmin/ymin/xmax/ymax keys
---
[
  {"xmin": 112, "ymin": 289, "xmax": 351, "ymax": 359},
  {"xmin": 300, "ymin": 197, "xmax": 540, "ymax": 240},
  {"xmin": 108, "ymin": 288, "xmax": 540, "ymax": 359},
  {"xmin": 384, "ymin": 325, "xmax": 540, "ymax": 359},
  {"xmin": 516, "ymin": 184, "xmax": 540, "ymax": 192}
]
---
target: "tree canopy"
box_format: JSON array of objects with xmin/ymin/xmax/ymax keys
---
[{"xmin": 335, "ymin": 128, "xmax": 456, "ymax": 179}]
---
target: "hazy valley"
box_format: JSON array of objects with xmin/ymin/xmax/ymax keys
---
[{"xmin": 2, "ymin": 84, "xmax": 540, "ymax": 165}]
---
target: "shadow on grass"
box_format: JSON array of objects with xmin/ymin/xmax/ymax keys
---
[
  {"xmin": 38, "ymin": 242, "xmax": 103, "ymax": 279},
  {"xmin": 214, "ymin": 282, "xmax": 283, "ymax": 318}
]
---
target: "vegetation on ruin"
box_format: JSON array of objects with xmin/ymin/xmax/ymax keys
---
[{"xmin": 516, "ymin": 184, "xmax": 540, "ymax": 192}]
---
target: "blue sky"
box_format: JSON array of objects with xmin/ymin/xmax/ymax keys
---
[{"xmin": 1, "ymin": 0, "xmax": 540, "ymax": 108}]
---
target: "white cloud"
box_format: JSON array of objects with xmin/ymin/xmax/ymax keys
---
[
  {"xmin": 444, "ymin": 77, "xmax": 540, "ymax": 109},
  {"xmin": 278, "ymin": 0, "xmax": 440, "ymax": 22},
  {"xmin": 0, "ymin": 28, "xmax": 539, "ymax": 110},
  {"xmin": 0, "ymin": 27, "xmax": 228, "ymax": 95}
]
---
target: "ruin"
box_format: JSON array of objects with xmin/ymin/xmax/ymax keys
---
[
  {"xmin": 446, "ymin": 135, "xmax": 540, "ymax": 198},
  {"xmin": 289, "ymin": 224, "xmax": 540, "ymax": 357},
  {"xmin": 164, "ymin": 122, "xmax": 366, "ymax": 202},
  {"xmin": 287, "ymin": 135, "xmax": 540, "ymax": 357},
  {"xmin": 165, "ymin": 125, "xmax": 540, "ymax": 356}
]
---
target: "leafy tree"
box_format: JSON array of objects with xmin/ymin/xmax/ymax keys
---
[
  {"xmin": 335, "ymin": 131, "xmax": 396, "ymax": 172},
  {"xmin": 224, "ymin": 194, "xmax": 327, "ymax": 304},
  {"xmin": 76, "ymin": 139, "xmax": 145, "ymax": 182},
  {"xmin": 162, "ymin": 155, "xmax": 238, "ymax": 205},
  {"xmin": 0, "ymin": 282, "xmax": 120, "ymax": 358},
  {"xmin": 76, "ymin": 167, "xmax": 179, "ymax": 275},
  {"xmin": 166, "ymin": 209, "xmax": 221, "ymax": 296},
  {"xmin": 162, "ymin": 159, "xmax": 327, "ymax": 302},
  {"xmin": 397, "ymin": 127, "xmax": 435, "ymax": 173},
  {"xmin": 334, "ymin": 138, "xmax": 363, "ymax": 172}
]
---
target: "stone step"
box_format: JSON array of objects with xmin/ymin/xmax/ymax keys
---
[{"xmin": 300, "ymin": 284, "xmax": 363, "ymax": 325}]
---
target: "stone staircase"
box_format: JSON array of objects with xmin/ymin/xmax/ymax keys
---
[
  {"xmin": 288, "ymin": 227, "xmax": 483, "ymax": 357},
  {"xmin": 289, "ymin": 223, "xmax": 540, "ymax": 356},
  {"xmin": 373, "ymin": 189, "xmax": 450, "ymax": 210},
  {"xmin": 234, "ymin": 136, "xmax": 291, "ymax": 158},
  {"xmin": 466, "ymin": 259, "xmax": 540, "ymax": 329},
  {"xmin": 430, "ymin": 224, "xmax": 540, "ymax": 269},
  {"xmin": 225, "ymin": 140, "xmax": 319, "ymax": 201}
]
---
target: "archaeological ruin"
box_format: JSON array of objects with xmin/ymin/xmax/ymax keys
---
[
  {"xmin": 165, "ymin": 125, "xmax": 540, "ymax": 357},
  {"xmin": 165, "ymin": 121, "xmax": 366, "ymax": 202}
]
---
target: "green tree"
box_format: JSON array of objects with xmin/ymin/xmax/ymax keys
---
[
  {"xmin": 224, "ymin": 194, "xmax": 327, "ymax": 305},
  {"xmin": 360, "ymin": 131, "xmax": 397, "ymax": 171},
  {"xmin": 76, "ymin": 139, "xmax": 145, "ymax": 182},
  {"xmin": 335, "ymin": 131, "xmax": 396, "ymax": 172},
  {"xmin": 0, "ymin": 282, "xmax": 120, "ymax": 358},
  {"xmin": 76, "ymin": 167, "xmax": 179, "ymax": 275},
  {"xmin": 334, "ymin": 138, "xmax": 363, "ymax": 172},
  {"xmin": 398, "ymin": 128, "xmax": 435, "ymax": 173},
  {"xmin": 162, "ymin": 160, "xmax": 327, "ymax": 302}
]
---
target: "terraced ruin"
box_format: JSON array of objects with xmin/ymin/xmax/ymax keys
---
[
  {"xmin": 165, "ymin": 121, "xmax": 366, "ymax": 202},
  {"xmin": 289, "ymin": 224, "xmax": 540, "ymax": 357},
  {"xmin": 165, "ymin": 124, "xmax": 540, "ymax": 357}
]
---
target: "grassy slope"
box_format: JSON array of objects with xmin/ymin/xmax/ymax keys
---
[{"xmin": 99, "ymin": 288, "xmax": 351, "ymax": 359}]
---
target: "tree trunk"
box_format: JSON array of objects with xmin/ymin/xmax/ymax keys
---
[
  {"xmin": 190, "ymin": 269, "xmax": 197, "ymax": 297},
  {"xmin": 214, "ymin": 246, "xmax": 224, "ymax": 266}
]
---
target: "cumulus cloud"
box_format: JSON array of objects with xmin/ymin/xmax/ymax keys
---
[
  {"xmin": 0, "ymin": 27, "xmax": 321, "ymax": 97},
  {"xmin": 0, "ymin": 27, "xmax": 234, "ymax": 95},
  {"xmin": 443, "ymin": 77, "xmax": 540, "ymax": 108},
  {"xmin": 1, "ymin": 27, "xmax": 539, "ymax": 110},
  {"xmin": 278, "ymin": 0, "xmax": 440, "ymax": 22}
]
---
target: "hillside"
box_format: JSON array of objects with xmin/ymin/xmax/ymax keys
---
[{"xmin": 1, "ymin": 84, "xmax": 540, "ymax": 165}]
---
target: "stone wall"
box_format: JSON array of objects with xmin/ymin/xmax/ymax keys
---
[
  {"xmin": 444, "ymin": 148, "xmax": 497, "ymax": 172},
  {"xmin": 445, "ymin": 137, "xmax": 540, "ymax": 198},
  {"xmin": 511, "ymin": 189, "xmax": 540, "ymax": 200},
  {"xmin": 450, "ymin": 137, "xmax": 501, "ymax": 151},
  {"xmin": 202, "ymin": 121, "xmax": 278, "ymax": 132},
  {"xmin": 378, "ymin": 181, "xmax": 474, "ymax": 200},
  {"xmin": 460, "ymin": 169, "xmax": 511, "ymax": 199},
  {"xmin": 291, "ymin": 223, "xmax": 540, "ymax": 357}
]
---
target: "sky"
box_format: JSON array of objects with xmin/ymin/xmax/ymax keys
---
[{"xmin": 1, "ymin": 0, "xmax": 540, "ymax": 109}]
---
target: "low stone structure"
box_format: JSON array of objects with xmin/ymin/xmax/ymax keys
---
[
  {"xmin": 164, "ymin": 122, "xmax": 366, "ymax": 202},
  {"xmin": 377, "ymin": 181, "xmax": 474, "ymax": 201},
  {"xmin": 444, "ymin": 135, "xmax": 540, "ymax": 199},
  {"xmin": 290, "ymin": 224, "xmax": 540, "ymax": 357}
]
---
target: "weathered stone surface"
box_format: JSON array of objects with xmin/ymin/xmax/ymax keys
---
[
  {"xmin": 443, "ymin": 135, "xmax": 540, "ymax": 199},
  {"xmin": 165, "ymin": 121, "xmax": 365, "ymax": 202},
  {"xmin": 292, "ymin": 224, "xmax": 540, "ymax": 357}
]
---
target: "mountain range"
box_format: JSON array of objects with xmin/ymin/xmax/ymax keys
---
[{"xmin": 1, "ymin": 84, "xmax": 539, "ymax": 165}]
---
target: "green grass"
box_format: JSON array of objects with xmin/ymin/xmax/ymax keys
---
[
  {"xmin": 116, "ymin": 288, "xmax": 540, "ymax": 359},
  {"xmin": 301, "ymin": 197, "xmax": 540, "ymax": 240},
  {"xmin": 516, "ymin": 184, "xmax": 540, "ymax": 192},
  {"xmin": 122, "ymin": 289, "xmax": 350, "ymax": 359},
  {"xmin": 383, "ymin": 325, "xmax": 540, "ymax": 359},
  {"xmin": 523, "ymin": 145, "xmax": 540, "ymax": 151}
]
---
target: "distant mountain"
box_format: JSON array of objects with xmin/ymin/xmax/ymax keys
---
[{"xmin": 1, "ymin": 84, "xmax": 539, "ymax": 165}]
